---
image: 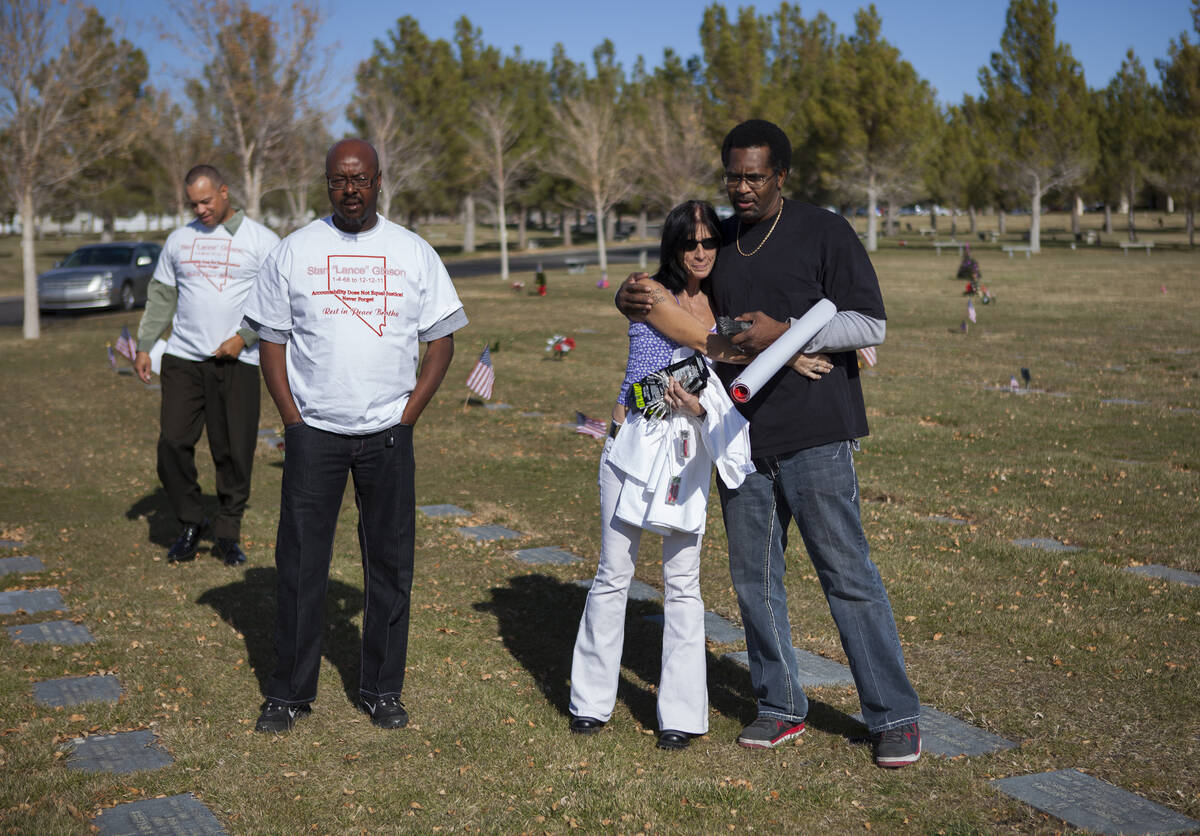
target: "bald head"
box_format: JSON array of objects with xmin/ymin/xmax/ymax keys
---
[
  {"xmin": 325, "ymin": 138, "xmax": 381, "ymax": 233},
  {"xmin": 326, "ymin": 138, "xmax": 379, "ymax": 173}
]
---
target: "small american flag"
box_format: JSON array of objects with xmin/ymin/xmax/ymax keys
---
[
  {"xmin": 574, "ymin": 411, "xmax": 607, "ymax": 439},
  {"xmin": 465, "ymin": 345, "xmax": 494, "ymax": 400},
  {"xmin": 107, "ymin": 345, "xmax": 118, "ymax": 370},
  {"xmin": 967, "ymin": 299, "xmax": 977, "ymax": 324},
  {"xmin": 1010, "ymin": 375, "xmax": 1020, "ymax": 392},
  {"xmin": 858, "ymin": 346, "xmax": 877, "ymax": 367},
  {"xmin": 115, "ymin": 326, "xmax": 136, "ymax": 361}
]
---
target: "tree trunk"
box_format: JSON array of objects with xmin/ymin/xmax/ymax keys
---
[
  {"xmin": 1071, "ymin": 193, "xmax": 1081, "ymax": 238},
  {"xmin": 595, "ymin": 199, "xmax": 608, "ymax": 278},
  {"xmin": 1126, "ymin": 181, "xmax": 1136, "ymax": 242},
  {"xmin": 930, "ymin": 208, "xmax": 938, "ymax": 234},
  {"xmin": 245, "ymin": 161, "xmax": 264, "ymax": 221},
  {"xmin": 1187, "ymin": 204, "xmax": 1194, "ymax": 247},
  {"xmin": 497, "ymin": 197, "xmax": 509, "ymax": 281},
  {"xmin": 562, "ymin": 208, "xmax": 573, "ymax": 247},
  {"xmin": 462, "ymin": 195, "xmax": 476, "ymax": 254},
  {"xmin": 637, "ymin": 209, "xmax": 648, "ymax": 240},
  {"xmin": 865, "ymin": 178, "xmax": 878, "ymax": 252},
  {"xmin": 998, "ymin": 210, "xmax": 1007, "ymax": 236},
  {"xmin": 1030, "ymin": 179, "xmax": 1043, "ymax": 254},
  {"xmin": 1104, "ymin": 204, "xmax": 1113, "ymax": 234},
  {"xmin": 606, "ymin": 211, "xmax": 616, "ymax": 243},
  {"xmin": 517, "ymin": 204, "xmax": 527, "ymax": 251},
  {"xmin": 101, "ymin": 209, "xmax": 115, "ymax": 243},
  {"xmin": 1166, "ymin": 195, "xmax": 1174, "ymax": 214},
  {"xmin": 886, "ymin": 203, "xmax": 897, "ymax": 238},
  {"xmin": 21, "ymin": 186, "xmax": 40, "ymax": 340}
]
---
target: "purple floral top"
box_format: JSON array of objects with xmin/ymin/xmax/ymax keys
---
[{"xmin": 618, "ymin": 321, "xmax": 680, "ymax": 408}]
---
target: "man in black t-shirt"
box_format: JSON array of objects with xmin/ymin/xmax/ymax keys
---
[{"xmin": 618, "ymin": 120, "xmax": 920, "ymax": 768}]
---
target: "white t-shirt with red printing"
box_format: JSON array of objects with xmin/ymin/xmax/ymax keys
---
[
  {"xmin": 154, "ymin": 213, "xmax": 280, "ymax": 366},
  {"xmin": 245, "ymin": 215, "xmax": 465, "ymax": 435}
]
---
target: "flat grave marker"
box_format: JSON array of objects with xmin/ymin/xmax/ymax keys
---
[
  {"xmin": 34, "ymin": 674, "xmax": 122, "ymax": 707},
  {"xmin": 457, "ymin": 524, "xmax": 524, "ymax": 542},
  {"xmin": 992, "ymin": 769, "xmax": 1200, "ymax": 835},
  {"xmin": 725, "ymin": 647, "xmax": 854, "ymax": 688},
  {"xmin": 0, "ymin": 539, "xmax": 26, "ymax": 549},
  {"xmin": 1012, "ymin": 537, "xmax": 1080, "ymax": 553},
  {"xmin": 853, "ymin": 705, "xmax": 1015, "ymax": 758},
  {"xmin": 418, "ymin": 504, "xmax": 471, "ymax": 518},
  {"xmin": 1100, "ymin": 398, "xmax": 1148, "ymax": 406},
  {"xmin": 643, "ymin": 610, "xmax": 745, "ymax": 644},
  {"xmin": 0, "ymin": 587, "xmax": 65, "ymax": 615},
  {"xmin": 93, "ymin": 793, "xmax": 228, "ymax": 836},
  {"xmin": 8, "ymin": 620, "xmax": 94, "ymax": 645},
  {"xmin": 1124, "ymin": 564, "xmax": 1200, "ymax": 587},
  {"xmin": 924, "ymin": 515, "xmax": 968, "ymax": 526},
  {"xmin": 574, "ymin": 578, "xmax": 662, "ymax": 602},
  {"xmin": 513, "ymin": 546, "xmax": 582, "ymax": 565},
  {"xmin": 0, "ymin": 555, "xmax": 45, "ymax": 576},
  {"xmin": 65, "ymin": 729, "xmax": 173, "ymax": 774},
  {"xmin": 483, "ymin": 402, "xmax": 512, "ymax": 411}
]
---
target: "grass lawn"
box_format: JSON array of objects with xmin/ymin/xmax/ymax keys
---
[{"xmin": 0, "ymin": 244, "xmax": 1197, "ymax": 833}]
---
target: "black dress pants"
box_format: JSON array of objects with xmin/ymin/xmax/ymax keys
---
[
  {"xmin": 265, "ymin": 421, "xmax": 415, "ymax": 705},
  {"xmin": 157, "ymin": 354, "xmax": 260, "ymax": 541}
]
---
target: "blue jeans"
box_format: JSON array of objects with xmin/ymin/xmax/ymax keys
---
[
  {"xmin": 265, "ymin": 421, "xmax": 415, "ymax": 705},
  {"xmin": 717, "ymin": 440, "xmax": 919, "ymax": 733}
]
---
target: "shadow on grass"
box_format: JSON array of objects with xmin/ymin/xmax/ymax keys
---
[
  {"xmin": 196, "ymin": 566, "xmax": 366, "ymax": 705},
  {"xmin": 472, "ymin": 573, "xmax": 858, "ymax": 734},
  {"xmin": 127, "ymin": 489, "xmax": 225, "ymax": 548}
]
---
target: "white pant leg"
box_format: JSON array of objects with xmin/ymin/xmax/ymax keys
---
[
  {"xmin": 657, "ymin": 529, "xmax": 708, "ymax": 734},
  {"xmin": 569, "ymin": 456, "xmax": 641, "ymax": 721}
]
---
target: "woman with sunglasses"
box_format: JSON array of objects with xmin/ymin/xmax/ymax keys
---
[{"xmin": 568, "ymin": 201, "xmax": 831, "ymax": 751}]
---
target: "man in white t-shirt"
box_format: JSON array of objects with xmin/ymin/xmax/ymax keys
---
[
  {"xmin": 244, "ymin": 138, "xmax": 467, "ymax": 734},
  {"xmin": 134, "ymin": 165, "xmax": 280, "ymax": 567}
]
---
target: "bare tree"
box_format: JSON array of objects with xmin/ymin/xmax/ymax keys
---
[
  {"xmin": 546, "ymin": 95, "xmax": 632, "ymax": 279},
  {"xmin": 467, "ymin": 99, "xmax": 533, "ymax": 281},
  {"xmin": 274, "ymin": 106, "xmax": 329, "ymax": 233},
  {"xmin": 0, "ymin": 0, "xmax": 143, "ymax": 339},
  {"xmin": 350, "ymin": 82, "xmax": 434, "ymax": 223},
  {"xmin": 167, "ymin": 0, "xmax": 327, "ymax": 220},
  {"xmin": 633, "ymin": 91, "xmax": 717, "ymax": 210}
]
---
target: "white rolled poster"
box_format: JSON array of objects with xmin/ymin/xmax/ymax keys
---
[{"xmin": 728, "ymin": 298, "xmax": 837, "ymax": 403}]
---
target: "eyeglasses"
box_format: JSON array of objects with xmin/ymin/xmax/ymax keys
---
[
  {"xmin": 722, "ymin": 171, "xmax": 775, "ymax": 189},
  {"xmin": 681, "ymin": 237, "xmax": 719, "ymax": 252},
  {"xmin": 326, "ymin": 173, "xmax": 378, "ymax": 190}
]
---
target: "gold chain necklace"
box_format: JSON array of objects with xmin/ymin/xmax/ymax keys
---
[{"xmin": 735, "ymin": 200, "xmax": 783, "ymax": 257}]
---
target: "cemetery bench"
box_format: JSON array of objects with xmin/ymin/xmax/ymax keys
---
[
  {"xmin": 918, "ymin": 227, "xmax": 934, "ymax": 236},
  {"xmin": 1119, "ymin": 241, "xmax": 1153, "ymax": 256},
  {"xmin": 1002, "ymin": 245, "xmax": 1032, "ymax": 259},
  {"xmin": 933, "ymin": 240, "xmax": 964, "ymax": 256},
  {"xmin": 564, "ymin": 257, "xmax": 587, "ymax": 274}
]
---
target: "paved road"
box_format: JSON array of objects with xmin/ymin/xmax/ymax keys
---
[{"xmin": 0, "ymin": 243, "xmax": 656, "ymax": 328}]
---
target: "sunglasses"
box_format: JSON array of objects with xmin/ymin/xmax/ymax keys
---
[{"xmin": 681, "ymin": 237, "xmax": 719, "ymax": 252}]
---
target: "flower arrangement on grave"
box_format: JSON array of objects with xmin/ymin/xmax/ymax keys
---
[
  {"xmin": 511, "ymin": 281, "xmax": 525, "ymax": 293},
  {"xmin": 535, "ymin": 264, "xmax": 547, "ymax": 296},
  {"xmin": 546, "ymin": 334, "xmax": 575, "ymax": 359}
]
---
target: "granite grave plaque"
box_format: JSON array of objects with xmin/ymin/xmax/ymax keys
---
[
  {"xmin": 8, "ymin": 620, "xmax": 94, "ymax": 645},
  {"xmin": 0, "ymin": 555, "xmax": 45, "ymax": 576},
  {"xmin": 642, "ymin": 611, "xmax": 745, "ymax": 644},
  {"xmin": 0, "ymin": 587, "xmax": 65, "ymax": 615},
  {"xmin": 992, "ymin": 769, "xmax": 1200, "ymax": 835},
  {"xmin": 457, "ymin": 525, "xmax": 524, "ymax": 542},
  {"xmin": 34, "ymin": 674, "xmax": 122, "ymax": 707},
  {"xmin": 574, "ymin": 578, "xmax": 662, "ymax": 602},
  {"xmin": 93, "ymin": 793, "xmax": 228, "ymax": 836},
  {"xmin": 853, "ymin": 705, "xmax": 1015, "ymax": 757},
  {"xmin": 725, "ymin": 647, "xmax": 854, "ymax": 688},
  {"xmin": 1012, "ymin": 537, "xmax": 1080, "ymax": 552},
  {"xmin": 513, "ymin": 547, "xmax": 582, "ymax": 565},
  {"xmin": 484, "ymin": 402, "xmax": 512, "ymax": 410},
  {"xmin": 418, "ymin": 504, "xmax": 471, "ymax": 518},
  {"xmin": 1125, "ymin": 564, "xmax": 1200, "ymax": 587},
  {"xmin": 65, "ymin": 729, "xmax": 173, "ymax": 774}
]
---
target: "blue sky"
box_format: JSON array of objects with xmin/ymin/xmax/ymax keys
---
[{"xmin": 96, "ymin": 0, "xmax": 1192, "ymax": 125}]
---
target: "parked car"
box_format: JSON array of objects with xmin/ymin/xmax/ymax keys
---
[{"xmin": 37, "ymin": 242, "xmax": 161, "ymax": 311}]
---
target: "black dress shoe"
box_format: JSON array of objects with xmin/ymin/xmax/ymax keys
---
[
  {"xmin": 166, "ymin": 523, "xmax": 203, "ymax": 563},
  {"xmin": 569, "ymin": 716, "xmax": 605, "ymax": 735},
  {"xmin": 215, "ymin": 538, "xmax": 247, "ymax": 566},
  {"xmin": 656, "ymin": 730, "xmax": 691, "ymax": 750}
]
